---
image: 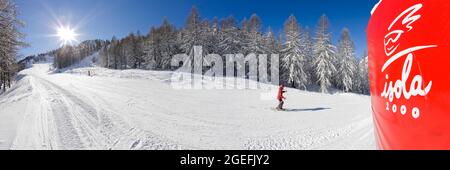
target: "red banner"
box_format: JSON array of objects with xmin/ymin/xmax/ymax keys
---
[{"xmin": 368, "ymin": 0, "xmax": 450, "ymax": 149}]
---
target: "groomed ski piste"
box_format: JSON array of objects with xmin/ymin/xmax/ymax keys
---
[{"xmin": 0, "ymin": 54, "xmax": 375, "ymax": 150}]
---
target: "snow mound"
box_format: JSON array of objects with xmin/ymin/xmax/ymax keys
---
[{"xmin": 0, "ymin": 74, "xmax": 34, "ymax": 149}]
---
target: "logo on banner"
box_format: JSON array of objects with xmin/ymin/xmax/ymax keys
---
[{"xmin": 381, "ymin": 3, "xmax": 437, "ymax": 119}]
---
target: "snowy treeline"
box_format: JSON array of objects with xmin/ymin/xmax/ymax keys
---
[
  {"xmin": 59, "ymin": 7, "xmax": 370, "ymax": 94},
  {"xmin": 0, "ymin": 0, "xmax": 24, "ymax": 92},
  {"xmin": 54, "ymin": 40, "xmax": 105, "ymax": 69}
]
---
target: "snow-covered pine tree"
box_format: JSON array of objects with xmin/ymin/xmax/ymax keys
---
[
  {"xmin": 99, "ymin": 42, "xmax": 110, "ymax": 68},
  {"xmin": 262, "ymin": 27, "xmax": 279, "ymax": 83},
  {"xmin": 204, "ymin": 17, "xmax": 220, "ymax": 55},
  {"xmin": 201, "ymin": 18, "xmax": 226, "ymax": 74},
  {"xmin": 143, "ymin": 27, "xmax": 157, "ymax": 69},
  {"xmin": 117, "ymin": 39, "xmax": 127, "ymax": 69},
  {"xmin": 313, "ymin": 14, "xmax": 336, "ymax": 93},
  {"xmin": 263, "ymin": 27, "xmax": 278, "ymax": 55},
  {"xmin": 0, "ymin": 0, "xmax": 23, "ymax": 91},
  {"xmin": 241, "ymin": 17, "xmax": 249, "ymax": 33},
  {"xmin": 143, "ymin": 18, "xmax": 179, "ymax": 70},
  {"xmin": 54, "ymin": 45, "xmax": 75, "ymax": 69},
  {"xmin": 180, "ymin": 6, "xmax": 203, "ymax": 72},
  {"xmin": 245, "ymin": 14, "xmax": 264, "ymax": 55},
  {"xmin": 336, "ymin": 28, "xmax": 357, "ymax": 92},
  {"xmin": 108, "ymin": 36, "xmax": 119, "ymax": 69},
  {"xmin": 159, "ymin": 18, "xmax": 179, "ymax": 70},
  {"xmin": 122, "ymin": 32, "xmax": 137, "ymax": 69},
  {"xmin": 218, "ymin": 16, "xmax": 242, "ymax": 55},
  {"xmin": 242, "ymin": 14, "xmax": 265, "ymax": 80},
  {"xmin": 127, "ymin": 31, "xmax": 145, "ymax": 69},
  {"xmin": 301, "ymin": 26, "xmax": 314, "ymax": 78},
  {"xmin": 281, "ymin": 15, "xmax": 308, "ymax": 90},
  {"xmin": 199, "ymin": 19, "xmax": 211, "ymax": 55},
  {"xmin": 357, "ymin": 54, "xmax": 369, "ymax": 94},
  {"xmin": 239, "ymin": 17, "xmax": 251, "ymax": 55}
]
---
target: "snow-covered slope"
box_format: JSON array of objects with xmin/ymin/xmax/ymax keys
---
[
  {"xmin": 0, "ymin": 74, "xmax": 34, "ymax": 149},
  {"xmin": 0, "ymin": 62, "xmax": 375, "ymax": 150}
]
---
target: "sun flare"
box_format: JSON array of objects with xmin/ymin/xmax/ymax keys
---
[{"xmin": 56, "ymin": 26, "xmax": 78, "ymax": 45}]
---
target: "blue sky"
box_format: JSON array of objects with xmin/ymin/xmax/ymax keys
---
[{"xmin": 17, "ymin": 0, "xmax": 379, "ymax": 57}]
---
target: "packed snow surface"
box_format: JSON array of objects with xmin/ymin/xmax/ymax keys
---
[{"xmin": 0, "ymin": 62, "xmax": 375, "ymax": 150}]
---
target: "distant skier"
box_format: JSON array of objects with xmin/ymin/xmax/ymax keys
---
[{"xmin": 276, "ymin": 85, "xmax": 287, "ymax": 111}]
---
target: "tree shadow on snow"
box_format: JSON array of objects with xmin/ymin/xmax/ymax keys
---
[
  {"xmin": 284, "ymin": 107, "xmax": 331, "ymax": 112},
  {"xmin": 15, "ymin": 74, "xmax": 26, "ymax": 81}
]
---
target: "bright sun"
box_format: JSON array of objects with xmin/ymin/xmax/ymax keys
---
[{"xmin": 57, "ymin": 26, "xmax": 78, "ymax": 45}]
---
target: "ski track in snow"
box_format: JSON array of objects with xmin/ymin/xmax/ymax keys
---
[{"xmin": 0, "ymin": 63, "xmax": 375, "ymax": 150}]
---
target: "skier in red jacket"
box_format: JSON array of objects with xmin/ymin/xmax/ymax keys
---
[{"xmin": 276, "ymin": 85, "xmax": 287, "ymax": 111}]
